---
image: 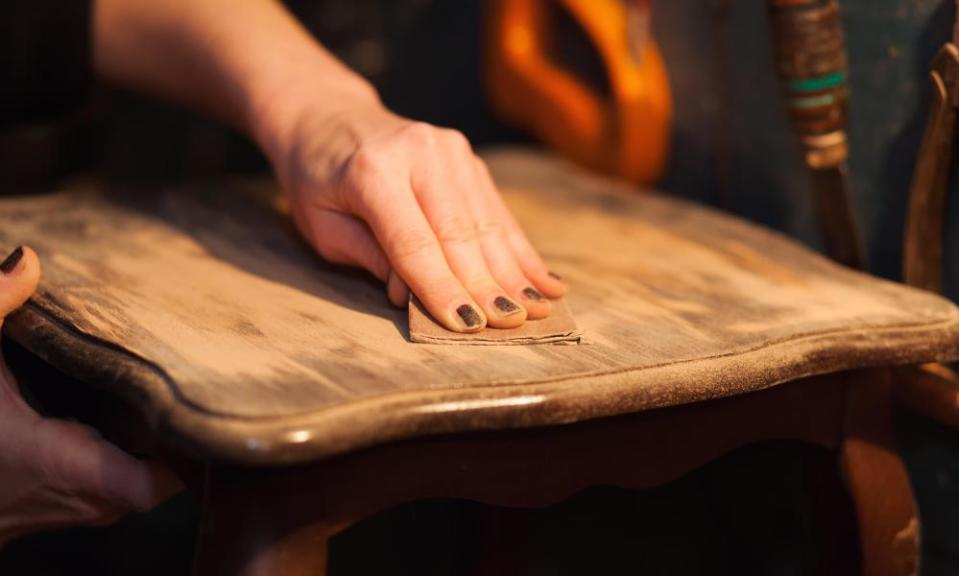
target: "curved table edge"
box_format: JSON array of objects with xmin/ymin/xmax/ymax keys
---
[{"xmin": 6, "ymin": 300, "xmax": 959, "ymax": 467}]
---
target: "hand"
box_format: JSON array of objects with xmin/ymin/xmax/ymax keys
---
[
  {"xmin": 264, "ymin": 90, "xmax": 566, "ymax": 333},
  {"xmin": 91, "ymin": 0, "xmax": 565, "ymax": 332},
  {"xmin": 0, "ymin": 247, "xmax": 180, "ymax": 547}
]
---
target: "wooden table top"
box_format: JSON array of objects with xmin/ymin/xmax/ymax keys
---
[{"xmin": 2, "ymin": 149, "xmax": 957, "ymax": 465}]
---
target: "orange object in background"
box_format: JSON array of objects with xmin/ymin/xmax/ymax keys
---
[{"xmin": 485, "ymin": 0, "xmax": 672, "ymax": 186}]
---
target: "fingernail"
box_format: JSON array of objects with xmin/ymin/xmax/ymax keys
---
[
  {"xmin": 1, "ymin": 246, "xmax": 24, "ymax": 274},
  {"xmin": 522, "ymin": 286, "xmax": 545, "ymax": 302},
  {"xmin": 548, "ymin": 271, "xmax": 563, "ymax": 281},
  {"xmin": 456, "ymin": 304, "xmax": 483, "ymax": 329},
  {"xmin": 493, "ymin": 296, "xmax": 522, "ymax": 316}
]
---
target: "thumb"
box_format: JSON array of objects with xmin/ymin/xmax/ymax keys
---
[
  {"xmin": 0, "ymin": 246, "xmax": 40, "ymax": 322},
  {"xmin": 302, "ymin": 210, "xmax": 391, "ymax": 283}
]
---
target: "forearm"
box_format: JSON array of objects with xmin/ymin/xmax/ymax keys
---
[
  {"xmin": 92, "ymin": 0, "xmax": 378, "ymax": 155},
  {"xmin": 92, "ymin": 0, "xmax": 566, "ymax": 333}
]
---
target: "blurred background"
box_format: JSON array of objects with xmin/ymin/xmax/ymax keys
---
[{"xmin": 1, "ymin": 0, "xmax": 958, "ymax": 574}]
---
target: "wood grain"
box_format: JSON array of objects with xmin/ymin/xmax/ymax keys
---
[{"xmin": 2, "ymin": 148, "xmax": 958, "ymax": 465}]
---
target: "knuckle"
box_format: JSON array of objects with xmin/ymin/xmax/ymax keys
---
[
  {"xmin": 346, "ymin": 146, "xmax": 388, "ymax": 182},
  {"xmin": 442, "ymin": 129, "xmax": 472, "ymax": 153},
  {"xmin": 342, "ymin": 150, "xmax": 395, "ymax": 213},
  {"xmin": 475, "ymin": 219, "xmax": 506, "ymax": 240},
  {"xmin": 434, "ymin": 215, "xmax": 478, "ymax": 245},
  {"xmin": 385, "ymin": 228, "xmax": 438, "ymax": 260},
  {"xmin": 400, "ymin": 121, "xmax": 436, "ymax": 146}
]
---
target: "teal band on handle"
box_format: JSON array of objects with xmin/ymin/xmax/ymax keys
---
[{"xmin": 786, "ymin": 70, "xmax": 847, "ymax": 93}]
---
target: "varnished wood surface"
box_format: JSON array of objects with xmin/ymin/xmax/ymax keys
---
[{"xmin": 2, "ymin": 149, "xmax": 958, "ymax": 465}]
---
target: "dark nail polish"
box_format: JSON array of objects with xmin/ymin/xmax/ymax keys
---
[
  {"xmin": 494, "ymin": 296, "xmax": 521, "ymax": 315},
  {"xmin": 0, "ymin": 246, "xmax": 24, "ymax": 274},
  {"xmin": 456, "ymin": 304, "xmax": 482, "ymax": 328},
  {"xmin": 522, "ymin": 287, "xmax": 545, "ymax": 302},
  {"xmin": 548, "ymin": 271, "xmax": 563, "ymax": 281}
]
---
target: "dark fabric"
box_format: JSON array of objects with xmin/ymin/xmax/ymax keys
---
[{"xmin": 0, "ymin": 1, "xmax": 92, "ymax": 124}]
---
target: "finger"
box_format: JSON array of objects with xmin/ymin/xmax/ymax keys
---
[
  {"xmin": 302, "ymin": 208, "xmax": 391, "ymax": 283},
  {"xmin": 386, "ymin": 269, "xmax": 409, "ymax": 308},
  {"xmin": 40, "ymin": 420, "xmax": 182, "ymax": 515},
  {"xmin": 345, "ymin": 153, "xmax": 486, "ymax": 332},
  {"xmin": 462, "ymin": 160, "xmax": 553, "ymax": 320},
  {"xmin": 0, "ymin": 246, "xmax": 40, "ymax": 322},
  {"xmin": 474, "ymin": 159, "xmax": 567, "ymax": 298},
  {"xmin": 0, "ymin": 492, "xmax": 126, "ymax": 538},
  {"xmin": 412, "ymin": 135, "xmax": 526, "ymax": 328}
]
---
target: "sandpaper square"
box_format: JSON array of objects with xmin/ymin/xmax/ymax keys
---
[{"xmin": 409, "ymin": 296, "xmax": 583, "ymax": 345}]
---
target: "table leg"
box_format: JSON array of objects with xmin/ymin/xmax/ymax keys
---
[
  {"xmin": 841, "ymin": 369, "xmax": 920, "ymax": 576},
  {"xmin": 192, "ymin": 467, "xmax": 332, "ymax": 576}
]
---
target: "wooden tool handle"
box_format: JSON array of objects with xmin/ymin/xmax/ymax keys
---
[
  {"xmin": 768, "ymin": 0, "xmax": 849, "ymax": 169},
  {"xmin": 484, "ymin": 0, "xmax": 672, "ymax": 185},
  {"xmin": 955, "ymin": 0, "xmax": 959, "ymax": 47}
]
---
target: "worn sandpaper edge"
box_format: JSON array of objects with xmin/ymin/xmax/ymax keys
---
[{"xmin": 410, "ymin": 330, "xmax": 585, "ymax": 346}]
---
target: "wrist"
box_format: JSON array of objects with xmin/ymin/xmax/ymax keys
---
[{"xmin": 246, "ymin": 55, "xmax": 381, "ymax": 170}]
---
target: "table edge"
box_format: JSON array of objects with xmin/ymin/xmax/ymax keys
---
[{"xmin": 7, "ymin": 299, "xmax": 959, "ymax": 467}]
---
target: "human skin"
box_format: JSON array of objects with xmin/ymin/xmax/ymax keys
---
[
  {"xmin": 1, "ymin": 0, "xmax": 569, "ymax": 541},
  {"xmin": 0, "ymin": 247, "xmax": 179, "ymax": 546},
  {"xmin": 93, "ymin": 0, "xmax": 567, "ymax": 332}
]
